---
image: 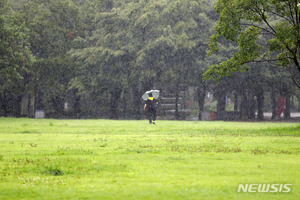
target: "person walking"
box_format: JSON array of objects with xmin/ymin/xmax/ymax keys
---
[{"xmin": 144, "ymin": 93, "xmax": 158, "ymax": 124}]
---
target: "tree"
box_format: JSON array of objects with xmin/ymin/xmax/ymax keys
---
[
  {"xmin": 15, "ymin": 0, "xmax": 82, "ymax": 117},
  {"xmin": 69, "ymin": 0, "xmax": 134, "ymax": 119},
  {"xmin": 0, "ymin": 0, "xmax": 35, "ymax": 116},
  {"xmin": 134, "ymin": 0, "xmax": 214, "ymax": 119},
  {"xmin": 204, "ymin": 0, "xmax": 300, "ymax": 89}
]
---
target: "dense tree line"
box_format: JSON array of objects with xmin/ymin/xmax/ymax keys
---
[{"xmin": 0, "ymin": 0, "xmax": 299, "ymax": 120}]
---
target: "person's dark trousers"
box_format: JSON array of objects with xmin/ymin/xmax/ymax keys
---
[{"xmin": 148, "ymin": 108, "xmax": 156, "ymax": 123}]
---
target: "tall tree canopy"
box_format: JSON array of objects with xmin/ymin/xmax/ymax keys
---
[
  {"xmin": 205, "ymin": 0, "xmax": 300, "ymax": 88},
  {"xmin": 69, "ymin": 0, "xmax": 214, "ymax": 119},
  {"xmin": 15, "ymin": 0, "xmax": 82, "ymax": 116},
  {"xmin": 0, "ymin": 0, "xmax": 35, "ymax": 116}
]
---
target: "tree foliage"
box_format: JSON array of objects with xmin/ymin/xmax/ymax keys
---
[
  {"xmin": 0, "ymin": 0, "xmax": 35, "ymax": 116},
  {"xmin": 205, "ymin": 0, "xmax": 300, "ymax": 88}
]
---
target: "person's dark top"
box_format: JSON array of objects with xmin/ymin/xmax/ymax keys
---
[{"xmin": 145, "ymin": 97, "xmax": 157, "ymax": 110}]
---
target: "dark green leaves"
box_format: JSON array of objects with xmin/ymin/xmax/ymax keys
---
[{"xmin": 206, "ymin": 0, "xmax": 300, "ymax": 86}]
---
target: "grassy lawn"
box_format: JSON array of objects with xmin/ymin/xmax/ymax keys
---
[{"xmin": 0, "ymin": 118, "xmax": 299, "ymax": 200}]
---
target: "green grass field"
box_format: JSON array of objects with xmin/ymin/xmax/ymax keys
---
[{"xmin": 0, "ymin": 118, "xmax": 299, "ymax": 200}]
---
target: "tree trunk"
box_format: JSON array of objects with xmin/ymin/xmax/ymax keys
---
[
  {"xmin": 29, "ymin": 93, "xmax": 35, "ymax": 117},
  {"xmin": 240, "ymin": 91, "xmax": 248, "ymax": 120},
  {"xmin": 74, "ymin": 95, "xmax": 81, "ymax": 119},
  {"xmin": 284, "ymin": 95, "xmax": 291, "ymax": 119},
  {"xmin": 20, "ymin": 94, "xmax": 29, "ymax": 117},
  {"xmin": 248, "ymin": 93, "xmax": 256, "ymax": 119},
  {"xmin": 175, "ymin": 81, "xmax": 180, "ymax": 120},
  {"xmin": 216, "ymin": 91, "xmax": 226, "ymax": 120},
  {"xmin": 109, "ymin": 88, "xmax": 122, "ymax": 119},
  {"xmin": 20, "ymin": 93, "xmax": 35, "ymax": 118},
  {"xmin": 132, "ymin": 85, "xmax": 142, "ymax": 119},
  {"xmin": 122, "ymin": 90, "xmax": 127, "ymax": 119},
  {"xmin": 271, "ymin": 89, "xmax": 277, "ymax": 120},
  {"xmin": 234, "ymin": 92, "xmax": 238, "ymax": 112},
  {"xmin": 297, "ymin": 93, "xmax": 300, "ymax": 112},
  {"xmin": 256, "ymin": 88, "xmax": 264, "ymax": 120},
  {"xmin": 0, "ymin": 93, "xmax": 8, "ymax": 117},
  {"xmin": 52, "ymin": 96, "xmax": 64, "ymax": 118},
  {"xmin": 1, "ymin": 90, "xmax": 10, "ymax": 117},
  {"xmin": 197, "ymin": 84, "xmax": 206, "ymax": 120},
  {"xmin": 0, "ymin": 94, "xmax": 3, "ymax": 117}
]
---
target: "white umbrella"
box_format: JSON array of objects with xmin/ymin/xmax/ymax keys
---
[{"xmin": 142, "ymin": 90, "xmax": 160, "ymax": 101}]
